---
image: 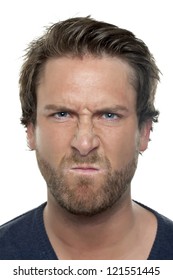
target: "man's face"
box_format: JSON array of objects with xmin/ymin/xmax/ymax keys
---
[{"xmin": 28, "ymin": 56, "xmax": 151, "ymax": 216}]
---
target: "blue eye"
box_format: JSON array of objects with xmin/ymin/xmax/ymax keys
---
[
  {"xmin": 103, "ymin": 113, "xmax": 118, "ymax": 120},
  {"xmin": 56, "ymin": 112, "xmax": 69, "ymax": 117},
  {"xmin": 52, "ymin": 112, "xmax": 70, "ymax": 120},
  {"xmin": 57, "ymin": 112, "xmax": 68, "ymax": 118}
]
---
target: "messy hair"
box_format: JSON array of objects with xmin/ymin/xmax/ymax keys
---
[{"xmin": 19, "ymin": 16, "xmax": 160, "ymax": 128}]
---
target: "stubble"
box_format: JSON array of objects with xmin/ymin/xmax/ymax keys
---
[{"xmin": 36, "ymin": 150, "xmax": 138, "ymax": 216}]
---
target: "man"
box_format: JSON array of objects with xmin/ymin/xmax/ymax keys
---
[{"xmin": 0, "ymin": 16, "xmax": 173, "ymax": 260}]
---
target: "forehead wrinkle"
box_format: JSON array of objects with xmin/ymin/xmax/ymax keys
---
[
  {"xmin": 38, "ymin": 55, "xmax": 136, "ymax": 86},
  {"xmin": 37, "ymin": 56, "xmax": 137, "ymax": 113}
]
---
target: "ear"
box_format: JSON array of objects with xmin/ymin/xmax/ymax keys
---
[
  {"xmin": 139, "ymin": 120, "xmax": 152, "ymax": 152},
  {"xmin": 26, "ymin": 123, "xmax": 36, "ymax": 150}
]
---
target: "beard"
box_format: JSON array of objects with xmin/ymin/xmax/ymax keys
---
[{"xmin": 36, "ymin": 150, "xmax": 138, "ymax": 217}]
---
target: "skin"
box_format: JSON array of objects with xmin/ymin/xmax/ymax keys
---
[{"xmin": 27, "ymin": 55, "xmax": 157, "ymax": 259}]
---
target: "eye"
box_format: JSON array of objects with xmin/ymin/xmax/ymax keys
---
[
  {"xmin": 102, "ymin": 113, "xmax": 119, "ymax": 120},
  {"xmin": 52, "ymin": 112, "xmax": 71, "ymax": 120},
  {"xmin": 56, "ymin": 112, "xmax": 69, "ymax": 117}
]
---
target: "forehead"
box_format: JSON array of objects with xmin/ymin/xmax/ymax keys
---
[{"xmin": 37, "ymin": 56, "xmax": 136, "ymax": 110}]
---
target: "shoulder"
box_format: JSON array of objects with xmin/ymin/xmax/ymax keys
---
[
  {"xmin": 136, "ymin": 201, "xmax": 173, "ymax": 260},
  {"xmin": 0, "ymin": 203, "xmax": 46, "ymax": 233},
  {"xmin": 0, "ymin": 203, "xmax": 46, "ymax": 259},
  {"xmin": 149, "ymin": 210, "xmax": 173, "ymax": 259}
]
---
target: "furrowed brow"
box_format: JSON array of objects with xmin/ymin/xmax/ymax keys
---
[
  {"xmin": 95, "ymin": 106, "xmax": 129, "ymax": 114},
  {"xmin": 43, "ymin": 104, "xmax": 130, "ymax": 115},
  {"xmin": 44, "ymin": 104, "xmax": 76, "ymax": 114}
]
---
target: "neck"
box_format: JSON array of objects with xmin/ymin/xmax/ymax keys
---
[{"xmin": 43, "ymin": 189, "xmax": 141, "ymax": 259}]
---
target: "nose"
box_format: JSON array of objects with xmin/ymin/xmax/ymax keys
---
[{"xmin": 71, "ymin": 118, "xmax": 100, "ymax": 156}]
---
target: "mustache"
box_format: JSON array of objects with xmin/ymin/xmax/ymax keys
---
[{"xmin": 61, "ymin": 150, "xmax": 110, "ymax": 166}]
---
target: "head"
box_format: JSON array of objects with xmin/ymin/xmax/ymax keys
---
[
  {"xmin": 19, "ymin": 16, "xmax": 160, "ymax": 216},
  {"xmin": 20, "ymin": 16, "xmax": 160, "ymax": 128}
]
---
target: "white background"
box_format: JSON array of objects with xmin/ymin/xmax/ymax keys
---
[{"xmin": 0, "ymin": 0, "xmax": 172, "ymax": 224}]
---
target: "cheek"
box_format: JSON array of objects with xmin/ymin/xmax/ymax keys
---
[
  {"xmin": 100, "ymin": 126, "xmax": 139, "ymax": 169},
  {"xmin": 34, "ymin": 125, "xmax": 72, "ymax": 164}
]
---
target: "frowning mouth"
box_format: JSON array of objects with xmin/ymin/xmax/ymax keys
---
[{"xmin": 69, "ymin": 165, "xmax": 103, "ymax": 175}]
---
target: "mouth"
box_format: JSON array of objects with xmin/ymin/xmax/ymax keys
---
[{"xmin": 69, "ymin": 165, "xmax": 102, "ymax": 175}]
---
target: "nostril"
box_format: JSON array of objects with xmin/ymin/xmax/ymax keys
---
[{"xmin": 71, "ymin": 132, "xmax": 100, "ymax": 156}]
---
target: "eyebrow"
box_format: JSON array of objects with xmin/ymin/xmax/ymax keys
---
[
  {"xmin": 44, "ymin": 104, "xmax": 129, "ymax": 114},
  {"xmin": 94, "ymin": 106, "xmax": 129, "ymax": 114},
  {"xmin": 44, "ymin": 104, "xmax": 76, "ymax": 114}
]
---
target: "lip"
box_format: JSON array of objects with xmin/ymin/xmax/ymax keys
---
[{"xmin": 69, "ymin": 166, "xmax": 103, "ymax": 175}]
